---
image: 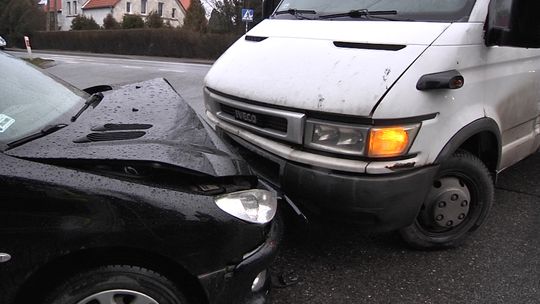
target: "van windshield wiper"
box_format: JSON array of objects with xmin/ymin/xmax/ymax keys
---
[
  {"xmin": 319, "ymin": 9, "xmax": 398, "ymax": 20},
  {"xmin": 274, "ymin": 9, "xmax": 317, "ymax": 20},
  {"xmin": 71, "ymin": 92, "xmax": 104, "ymax": 122},
  {"xmin": 7, "ymin": 123, "xmax": 68, "ymax": 149}
]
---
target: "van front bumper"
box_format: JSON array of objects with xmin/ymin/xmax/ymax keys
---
[
  {"xmin": 281, "ymin": 161, "xmax": 439, "ymax": 230},
  {"xmin": 221, "ymin": 130, "xmax": 438, "ymax": 231}
]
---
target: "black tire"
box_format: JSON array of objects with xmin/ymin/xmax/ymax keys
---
[
  {"xmin": 44, "ymin": 265, "xmax": 187, "ymax": 304},
  {"xmin": 399, "ymin": 150, "xmax": 494, "ymax": 250}
]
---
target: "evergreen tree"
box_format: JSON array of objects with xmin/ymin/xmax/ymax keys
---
[
  {"xmin": 122, "ymin": 14, "xmax": 145, "ymax": 29},
  {"xmin": 207, "ymin": 0, "xmax": 244, "ymax": 34},
  {"xmin": 102, "ymin": 13, "xmax": 120, "ymax": 29},
  {"xmin": 182, "ymin": 0, "xmax": 207, "ymax": 32},
  {"xmin": 71, "ymin": 15, "xmax": 100, "ymax": 30},
  {"xmin": 0, "ymin": 0, "xmax": 45, "ymax": 47},
  {"xmin": 145, "ymin": 10, "xmax": 163, "ymax": 28}
]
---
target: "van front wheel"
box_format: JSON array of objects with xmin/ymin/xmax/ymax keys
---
[{"xmin": 399, "ymin": 150, "xmax": 494, "ymax": 250}]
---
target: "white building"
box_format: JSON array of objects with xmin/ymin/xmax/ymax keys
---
[{"xmin": 60, "ymin": 0, "xmax": 191, "ymax": 30}]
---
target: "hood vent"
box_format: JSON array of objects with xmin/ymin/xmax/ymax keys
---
[
  {"xmin": 74, "ymin": 131, "xmax": 146, "ymax": 143},
  {"xmin": 91, "ymin": 123, "xmax": 153, "ymax": 132},
  {"xmin": 333, "ymin": 41, "xmax": 405, "ymax": 51}
]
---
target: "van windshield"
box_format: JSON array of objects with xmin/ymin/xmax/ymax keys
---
[{"xmin": 273, "ymin": 0, "xmax": 477, "ymax": 22}]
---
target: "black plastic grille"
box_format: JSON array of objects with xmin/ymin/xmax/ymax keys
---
[
  {"xmin": 91, "ymin": 123, "xmax": 153, "ymax": 131},
  {"xmin": 220, "ymin": 104, "xmax": 288, "ymax": 133},
  {"xmin": 74, "ymin": 131, "xmax": 146, "ymax": 143}
]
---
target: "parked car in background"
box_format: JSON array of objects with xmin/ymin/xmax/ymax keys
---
[
  {"xmin": 204, "ymin": 0, "xmax": 540, "ymax": 249},
  {"xmin": 0, "ymin": 52, "xmax": 281, "ymax": 304},
  {"xmin": 0, "ymin": 36, "xmax": 6, "ymax": 50}
]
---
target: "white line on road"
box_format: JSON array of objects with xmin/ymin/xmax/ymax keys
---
[
  {"xmin": 158, "ymin": 69, "xmax": 185, "ymax": 73},
  {"xmin": 121, "ymin": 65, "xmax": 144, "ymax": 69}
]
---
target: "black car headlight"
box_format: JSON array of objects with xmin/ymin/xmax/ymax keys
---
[{"xmin": 215, "ymin": 190, "xmax": 277, "ymax": 224}]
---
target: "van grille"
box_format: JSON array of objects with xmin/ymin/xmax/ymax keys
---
[{"xmin": 220, "ymin": 104, "xmax": 288, "ymax": 133}]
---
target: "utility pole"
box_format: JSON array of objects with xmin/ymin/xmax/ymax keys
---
[
  {"xmin": 46, "ymin": 0, "xmax": 50, "ymax": 31},
  {"xmin": 53, "ymin": 0, "xmax": 57, "ymax": 31}
]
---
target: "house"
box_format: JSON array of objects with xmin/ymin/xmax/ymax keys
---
[
  {"xmin": 60, "ymin": 0, "xmax": 191, "ymax": 30},
  {"xmin": 60, "ymin": 0, "xmax": 82, "ymax": 30},
  {"xmin": 40, "ymin": 0, "xmax": 65, "ymax": 31}
]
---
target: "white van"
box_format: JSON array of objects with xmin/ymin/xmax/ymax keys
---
[{"xmin": 204, "ymin": 0, "xmax": 540, "ymax": 249}]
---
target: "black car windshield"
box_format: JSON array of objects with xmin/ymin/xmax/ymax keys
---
[
  {"xmin": 0, "ymin": 53, "xmax": 86, "ymax": 147},
  {"xmin": 274, "ymin": 0, "xmax": 477, "ymax": 22}
]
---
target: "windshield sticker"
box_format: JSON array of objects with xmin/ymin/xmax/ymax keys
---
[{"xmin": 0, "ymin": 114, "xmax": 15, "ymax": 133}]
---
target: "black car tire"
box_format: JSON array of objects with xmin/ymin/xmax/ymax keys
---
[
  {"xmin": 399, "ymin": 150, "xmax": 494, "ymax": 250},
  {"xmin": 44, "ymin": 265, "xmax": 188, "ymax": 304}
]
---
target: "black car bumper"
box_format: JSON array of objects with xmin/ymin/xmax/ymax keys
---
[
  {"xmin": 197, "ymin": 216, "xmax": 283, "ymax": 304},
  {"xmin": 224, "ymin": 132, "xmax": 439, "ymax": 231}
]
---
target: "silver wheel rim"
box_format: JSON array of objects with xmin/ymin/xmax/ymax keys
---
[
  {"xmin": 76, "ymin": 289, "xmax": 159, "ymax": 304},
  {"xmin": 419, "ymin": 176, "xmax": 472, "ymax": 232}
]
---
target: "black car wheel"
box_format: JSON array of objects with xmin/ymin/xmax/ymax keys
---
[
  {"xmin": 400, "ymin": 150, "xmax": 494, "ymax": 249},
  {"xmin": 45, "ymin": 265, "xmax": 187, "ymax": 304}
]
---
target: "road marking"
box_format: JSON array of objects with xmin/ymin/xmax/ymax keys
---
[
  {"xmin": 121, "ymin": 65, "xmax": 143, "ymax": 69},
  {"xmin": 158, "ymin": 68, "xmax": 185, "ymax": 73}
]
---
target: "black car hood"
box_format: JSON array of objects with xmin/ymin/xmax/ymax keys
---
[{"xmin": 6, "ymin": 78, "xmax": 250, "ymax": 177}]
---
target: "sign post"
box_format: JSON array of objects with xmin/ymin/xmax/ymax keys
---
[
  {"xmin": 24, "ymin": 36, "xmax": 32, "ymax": 59},
  {"xmin": 242, "ymin": 8, "xmax": 254, "ymax": 33}
]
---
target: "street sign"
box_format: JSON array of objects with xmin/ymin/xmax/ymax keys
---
[{"xmin": 242, "ymin": 9, "xmax": 254, "ymax": 22}]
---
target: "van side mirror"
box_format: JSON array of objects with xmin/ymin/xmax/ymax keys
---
[{"xmin": 485, "ymin": 0, "xmax": 540, "ymax": 48}]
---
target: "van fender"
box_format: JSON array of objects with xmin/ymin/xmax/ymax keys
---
[{"xmin": 434, "ymin": 117, "xmax": 502, "ymax": 170}]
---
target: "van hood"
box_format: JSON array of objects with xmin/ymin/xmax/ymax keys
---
[
  {"xmin": 7, "ymin": 78, "xmax": 249, "ymax": 177},
  {"xmin": 205, "ymin": 20, "xmax": 450, "ymax": 116}
]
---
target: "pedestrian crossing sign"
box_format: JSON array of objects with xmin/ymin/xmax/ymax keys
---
[{"xmin": 242, "ymin": 9, "xmax": 254, "ymax": 22}]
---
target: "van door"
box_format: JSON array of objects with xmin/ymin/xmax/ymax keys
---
[{"xmin": 483, "ymin": 0, "xmax": 540, "ymax": 169}]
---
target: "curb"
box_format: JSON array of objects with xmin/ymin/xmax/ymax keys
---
[{"xmin": 5, "ymin": 48, "xmax": 216, "ymax": 65}]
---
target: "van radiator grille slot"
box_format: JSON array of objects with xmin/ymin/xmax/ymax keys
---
[
  {"xmin": 245, "ymin": 36, "xmax": 268, "ymax": 42},
  {"xmin": 333, "ymin": 42, "xmax": 406, "ymax": 51},
  {"xmin": 220, "ymin": 104, "xmax": 288, "ymax": 133}
]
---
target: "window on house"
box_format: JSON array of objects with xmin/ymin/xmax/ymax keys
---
[
  {"xmin": 158, "ymin": 2, "xmax": 164, "ymax": 17},
  {"xmin": 67, "ymin": 2, "xmax": 71, "ymax": 15},
  {"xmin": 172, "ymin": 8, "xmax": 176, "ymax": 18},
  {"xmin": 126, "ymin": 2, "xmax": 131, "ymax": 13},
  {"xmin": 73, "ymin": 1, "xmax": 77, "ymax": 14},
  {"xmin": 141, "ymin": 0, "xmax": 147, "ymax": 14}
]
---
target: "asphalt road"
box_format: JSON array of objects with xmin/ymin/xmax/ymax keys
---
[{"xmin": 9, "ymin": 51, "xmax": 540, "ymax": 304}]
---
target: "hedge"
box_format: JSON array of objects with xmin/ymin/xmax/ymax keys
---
[{"xmin": 30, "ymin": 29, "xmax": 242, "ymax": 59}]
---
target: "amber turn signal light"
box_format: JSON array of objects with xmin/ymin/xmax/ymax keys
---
[{"xmin": 368, "ymin": 127, "xmax": 409, "ymax": 157}]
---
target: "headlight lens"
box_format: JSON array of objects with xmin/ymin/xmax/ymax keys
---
[
  {"xmin": 214, "ymin": 190, "xmax": 277, "ymax": 224},
  {"xmin": 305, "ymin": 120, "xmax": 369, "ymax": 156},
  {"xmin": 367, "ymin": 125, "xmax": 420, "ymax": 157},
  {"xmin": 305, "ymin": 120, "xmax": 420, "ymax": 158}
]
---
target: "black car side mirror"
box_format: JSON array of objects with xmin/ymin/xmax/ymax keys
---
[
  {"xmin": 485, "ymin": 0, "xmax": 540, "ymax": 48},
  {"xmin": 83, "ymin": 85, "xmax": 113, "ymax": 95}
]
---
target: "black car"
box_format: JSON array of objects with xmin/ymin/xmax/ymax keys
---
[{"xmin": 0, "ymin": 52, "xmax": 282, "ymax": 304}]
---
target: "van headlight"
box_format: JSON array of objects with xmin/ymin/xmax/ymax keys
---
[
  {"xmin": 304, "ymin": 119, "xmax": 420, "ymax": 158},
  {"xmin": 215, "ymin": 190, "xmax": 277, "ymax": 224}
]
